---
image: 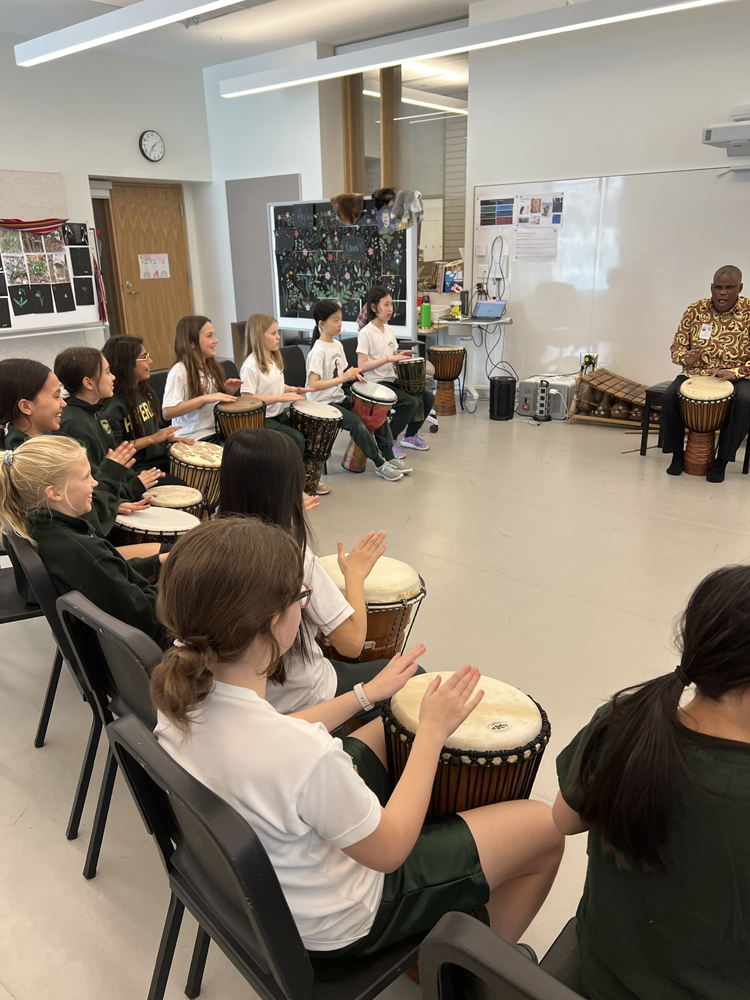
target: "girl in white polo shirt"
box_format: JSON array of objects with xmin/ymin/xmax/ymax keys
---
[
  {"xmin": 162, "ymin": 315, "xmax": 239, "ymax": 442},
  {"xmin": 306, "ymin": 299, "xmax": 410, "ymax": 483},
  {"xmin": 357, "ymin": 285, "xmax": 435, "ymax": 456},
  {"xmin": 152, "ymin": 516, "xmax": 564, "ymax": 955}
]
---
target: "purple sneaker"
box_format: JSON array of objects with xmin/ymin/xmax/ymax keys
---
[
  {"xmin": 392, "ymin": 442, "xmax": 407, "ymax": 459},
  {"xmin": 401, "ymin": 434, "xmax": 430, "ymax": 451}
]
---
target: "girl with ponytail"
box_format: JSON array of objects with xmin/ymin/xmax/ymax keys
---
[
  {"xmin": 0, "ymin": 435, "xmax": 166, "ymax": 644},
  {"xmin": 554, "ymin": 564, "xmax": 750, "ymax": 1000},
  {"xmin": 306, "ymin": 300, "xmax": 408, "ymax": 482}
]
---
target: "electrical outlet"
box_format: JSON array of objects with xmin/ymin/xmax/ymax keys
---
[{"xmin": 478, "ymin": 265, "xmax": 488, "ymax": 280}]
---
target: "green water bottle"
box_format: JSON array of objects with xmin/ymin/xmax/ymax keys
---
[{"xmin": 420, "ymin": 294, "xmax": 431, "ymax": 329}]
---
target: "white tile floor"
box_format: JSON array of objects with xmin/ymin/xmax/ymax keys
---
[{"xmin": 1, "ymin": 407, "xmax": 748, "ymax": 999}]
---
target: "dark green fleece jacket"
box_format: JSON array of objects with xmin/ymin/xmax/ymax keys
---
[
  {"xmin": 58, "ymin": 396, "xmax": 143, "ymax": 502},
  {"xmin": 101, "ymin": 391, "xmax": 167, "ymax": 471}
]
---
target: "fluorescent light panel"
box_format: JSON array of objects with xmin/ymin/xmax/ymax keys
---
[
  {"xmin": 219, "ymin": 0, "xmax": 734, "ymax": 98},
  {"xmin": 363, "ymin": 89, "xmax": 468, "ymax": 115}
]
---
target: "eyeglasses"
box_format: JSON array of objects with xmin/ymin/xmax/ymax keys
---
[
  {"xmin": 137, "ymin": 352, "xmax": 151, "ymax": 361},
  {"xmin": 299, "ymin": 584, "xmax": 313, "ymax": 610}
]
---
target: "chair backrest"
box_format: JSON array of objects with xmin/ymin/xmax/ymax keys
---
[
  {"xmin": 419, "ymin": 912, "xmax": 584, "ymax": 1000},
  {"xmin": 341, "ymin": 336, "xmax": 359, "ymax": 370},
  {"xmin": 149, "ymin": 368, "xmax": 169, "ymax": 413},
  {"xmin": 56, "ymin": 591, "xmax": 161, "ymax": 729},
  {"xmin": 218, "ymin": 356, "xmax": 241, "ymax": 387},
  {"xmin": 108, "ymin": 713, "xmax": 314, "ymax": 1000},
  {"xmin": 4, "ymin": 528, "xmax": 77, "ymax": 666},
  {"xmin": 278, "ymin": 345, "xmax": 306, "ymax": 389}
]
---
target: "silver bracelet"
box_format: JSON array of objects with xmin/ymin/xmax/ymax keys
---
[{"xmin": 353, "ymin": 682, "xmax": 374, "ymax": 711}]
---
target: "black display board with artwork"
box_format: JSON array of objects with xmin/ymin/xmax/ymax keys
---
[{"xmin": 269, "ymin": 199, "xmax": 416, "ymax": 338}]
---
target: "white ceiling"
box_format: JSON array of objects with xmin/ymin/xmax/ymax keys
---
[{"xmin": 0, "ymin": 0, "xmax": 471, "ymax": 68}]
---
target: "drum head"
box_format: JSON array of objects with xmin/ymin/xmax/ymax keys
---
[
  {"xmin": 352, "ymin": 382, "xmax": 397, "ymax": 404},
  {"xmin": 115, "ymin": 506, "xmax": 200, "ymax": 532},
  {"xmin": 292, "ymin": 400, "xmax": 341, "ymax": 419},
  {"xmin": 170, "ymin": 441, "xmax": 223, "ymax": 467},
  {"xmin": 216, "ymin": 398, "xmax": 264, "ymax": 413},
  {"xmin": 429, "ymin": 345, "xmax": 465, "ymax": 354},
  {"xmin": 392, "ymin": 672, "xmax": 542, "ymax": 751},
  {"xmin": 319, "ymin": 554, "xmax": 422, "ymax": 603},
  {"xmin": 679, "ymin": 376, "xmax": 734, "ymax": 401},
  {"xmin": 146, "ymin": 486, "xmax": 203, "ymax": 509}
]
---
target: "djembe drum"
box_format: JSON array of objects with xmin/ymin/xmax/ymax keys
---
[
  {"xmin": 678, "ymin": 377, "xmax": 734, "ymax": 477},
  {"xmin": 289, "ymin": 401, "xmax": 343, "ymax": 495},
  {"xmin": 318, "ymin": 554, "xmax": 426, "ymax": 662},
  {"xmin": 395, "ymin": 357, "xmax": 427, "ymax": 423},
  {"xmin": 168, "ymin": 440, "xmax": 223, "ymax": 511},
  {"xmin": 110, "ymin": 506, "xmax": 201, "ymax": 547},
  {"xmin": 384, "ymin": 672, "xmax": 550, "ymax": 817},
  {"xmin": 214, "ymin": 397, "xmax": 266, "ymax": 441},
  {"xmin": 144, "ymin": 485, "xmax": 204, "ymax": 519},
  {"xmin": 429, "ymin": 345, "xmax": 466, "ymax": 416},
  {"xmin": 341, "ymin": 382, "xmax": 397, "ymax": 473}
]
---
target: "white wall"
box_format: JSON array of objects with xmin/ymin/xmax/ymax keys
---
[{"xmin": 465, "ymin": 0, "xmax": 750, "ymax": 385}]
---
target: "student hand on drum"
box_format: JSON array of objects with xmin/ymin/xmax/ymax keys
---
[
  {"xmin": 709, "ymin": 368, "xmax": 738, "ymax": 381},
  {"xmin": 118, "ymin": 499, "xmax": 151, "ymax": 515},
  {"xmin": 284, "ymin": 385, "xmax": 313, "ymax": 395},
  {"xmin": 342, "ymin": 367, "xmax": 366, "ymax": 384},
  {"xmin": 138, "ymin": 467, "xmax": 166, "ymax": 490},
  {"xmin": 390, "ymin": 351, "xmax": 414, "ymax": 363},
  {"xmin": 206, "ymin": 392, "xmax": 240, "ymax": 405},
  {"xmin": 418, "ymin": 665, "xmax": 484, "ymax": 745},
  {"xmin": 366, "ymin": 643, "xmax": 425, "ymax": 703},
  {"xmin": 106, "ymin": 441, "xmax": 137, "ymax": 468},
  {"xmin": 337, "ymin": 530, "xmax": 387, "ymax": 581},
  {"xmin": 153, "ymin": 425, "xmax": 183, "ymax": 445},
  {"xmin": 223, "ymin": 378, "xmax": 242, "ymax": 394}
]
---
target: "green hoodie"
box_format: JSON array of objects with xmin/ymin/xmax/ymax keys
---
[
  {"xmin": 24, "ymin": 509, "xmax": 164, "ymax": 645},
  {"xmin": 58, "ymin": 396, "xmax": 143, "ymax": 502},
  {"xmin": 101, "ymin": 390, "xmax": 167, "ymax": 471}
]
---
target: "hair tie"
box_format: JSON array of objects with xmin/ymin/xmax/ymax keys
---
[
  {"xmin": 173, "ymin": 639, "xmax": 185, "ymax": 648},
  {"xmin": 675, "ymin": 665, "xmax": 691, "ymax": 687},
  {"xmin": 3, "ymin": 450, "xmax": 13, "ymax": 467}
]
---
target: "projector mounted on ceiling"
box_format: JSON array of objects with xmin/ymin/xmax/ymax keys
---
[{"xmin": 702, "ymin": 107, "xmax": 750, "ymax": 157}]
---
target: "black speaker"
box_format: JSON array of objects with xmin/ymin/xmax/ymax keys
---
[{"xmin": 489, "ymin": 375, "xmax": 516, "ymax": 421}]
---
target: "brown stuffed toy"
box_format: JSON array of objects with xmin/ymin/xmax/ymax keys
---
[{"xmin": 330, "ymin": 194, "xmax": 364, "ymax": 226}]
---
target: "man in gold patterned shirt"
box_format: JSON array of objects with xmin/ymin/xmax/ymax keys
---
[{"xmin": 662, "ymin": 265, "xmax": 750, "ymax": 482}]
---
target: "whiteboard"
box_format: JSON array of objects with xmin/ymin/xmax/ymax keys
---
[{"xmin": 473, "ymin": 168, "xmax": 750, "ymax": 386}]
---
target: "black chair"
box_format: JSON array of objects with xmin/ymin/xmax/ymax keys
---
[
  {"xmin": 56, "ymin": 591, "xmax": 161, "ymax": 879},
  {"xmin": 419, "ymin": 911, "xmax": 585, "ymax": 999},
  {"xmin": 218, "ymin": 356, "xmax": 240, "ymax": 391},
  {"xmin": 107, "ymin": 712, "xmax": 425, "ymax": 1000},
  {"xmin": 342, "ymin": 337, "xmax": 359, "ymax": 371},
  {"xmin": 639, "ymin": 381, "xmax": 670, "ymax": 456},
  {"xmin": 149, "ymin": 368, "xmax": 169, "ymax": 414},
  {"xmin": 279, "ymin": 344, "xmax": 307, "ymax": 389}
]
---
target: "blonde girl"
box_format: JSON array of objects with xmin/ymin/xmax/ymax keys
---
[{"xmin": 162, "ymin": 315, "xmax": 239, "ymax": 442}]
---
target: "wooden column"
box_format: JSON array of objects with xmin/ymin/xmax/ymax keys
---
[
  {"xmin": 341, "ymin": 73, "xmax": 365, "ymax": 193},
  {"xmin": 379, "ymin": 66, "xmax": 402, "ymax": 189}
]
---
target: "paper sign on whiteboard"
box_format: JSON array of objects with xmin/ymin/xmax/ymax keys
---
[
  {"xmin": 513, "ymin": 228, "xmax": 559, "ymax": 262},
  {"xmin": 138, "ymin": 253, "xmax": 170, "ymax": 279}
]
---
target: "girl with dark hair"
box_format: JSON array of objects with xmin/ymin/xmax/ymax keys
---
[
  {"xmin": 357, "ymin": 286, "xmax": 435, "ymax": 456},
  {"xmin": 306, "ymin": 300, "xmax": 408, "ymax": 482},
  {"xmin": 151, "ymin": 516, "xmax": 563, "ymax": 955},
  {"xmin": 220, "ymin": 427, "xmax": 400, "ymax": 715},
  {"xmin": 55, "ymin": 346, "xmax": 162, "ymax": 501},
  {"xmin": 102, "ymin": 335, "xmax": 192, "ymax": 473},
  {"xmin": 162, "ymin": 316, "xmax": 239, "ymax": 442},
  {"xmin": 554, "ymin": 564, "xmax": 750, "ymax": 1000}
]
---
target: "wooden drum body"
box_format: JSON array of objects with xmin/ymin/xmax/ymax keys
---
[
  {"xmin": 168, "ymin": 441, "xmax": 223, "ymax": 511},
  {"xmin": 289, "ymin": 401, "xmax": 343, "ymax": 495},
  {"xmin": 429, "ymin": 345, "xmax": 465, "ymax": 417},
  {"xmin": 342, "ymin": 382, "xmax": 397, "ymax": 473},
  {"xmin": 319, "ymin": 554, "xmax": 425, "ymax": 662},
  {"xmin": 214, "ymin": 398, "xmax": 266, "ymax": 441},
  {"xmin": 395, "ymin": 358, "xmax": 427, "ymax": 423},
  {"xmin": 110, "ymin": 506, "xmax": 201, "ymax": 547},
  {"xmin": 144, "ymin": 485, "xmax": 204, "ymax": 519},
  {"xmin": 385, "ymin": 673, "xmax": 550, "ymax": 817},
  {"xmin": 678, "ymin": 377, "xmax": 734, "ymax": 477}
]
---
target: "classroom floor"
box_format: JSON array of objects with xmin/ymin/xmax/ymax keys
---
[{"xmin": 1, "ymin": 406, "xmax": 748, "ymax": 1000}]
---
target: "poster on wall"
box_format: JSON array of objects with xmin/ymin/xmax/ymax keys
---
[
  {"xmin": 138, "ymin": 253, "xmax": 170, "ymax": 279},
  {"xmin": 479, "ymin": 198, "xmax": 515, "ymax": 227},
  {"xmin": 516, "ymin": 194, "xmax": 563, "ymax": 227},
  {"xmin": 513, "ymin": 228, "xmax": 559, "ymax": 262}
]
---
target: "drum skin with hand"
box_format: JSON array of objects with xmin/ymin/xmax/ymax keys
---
[
  {"xmin": 384, "ymin": 672, "xmax": 550, "ymax": 817},
  {"xmin": 168, "ymin": 440, "xmax": 223, "ymax": 511},
  {"xmin": 214, "ymin": 397, "xmax": 266, "ymax": 441},
  {"xmin": 342, "ymin": 382, "xmax": 398, "ymax": 473},
  {"xmin": 289, "ymin": 400, "xmax": 343, "ymax": 495},
  {"xmin": 318, "ymin": 554, "xmax": 426, "ymax": 662},
  {"xmin": 143, "ymin": 485, "xmax": 204, "ymax": 520},
  {"xmin": 428, "ymin": 345, "xmax": 466, "ymax": 416},
  {"xmin": 109, "ymin": 505, "xmax": 201, "ymax": 547},
  {"xmin": 678, "ymin": 376, "xmax": 734, "ymax": 477}
]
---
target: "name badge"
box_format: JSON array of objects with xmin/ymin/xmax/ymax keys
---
[{"xmin": 699, "ymin": 323, "xmax": 713, "ymax": 340}]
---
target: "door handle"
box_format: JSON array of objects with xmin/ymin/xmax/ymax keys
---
[
  {"xmin": 125, "ymin": 280, "xmax": 138, "ymax": 295},
  {"xmin": 126, "ymin": 290, "xmax": 139, "ymax": 295}
]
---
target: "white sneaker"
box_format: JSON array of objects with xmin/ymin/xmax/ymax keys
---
[
  {"xmin": 375, "ymin": 462, "xmax": 404, "ymax": 482},
  {"xmin": 389, "ymin": 457, "xmax": 413, "ymax": 475}
]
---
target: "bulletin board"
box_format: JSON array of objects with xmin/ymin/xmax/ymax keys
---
[
  {"xmin": 0, "ymin": 222, "xmax": 100, "ymax": 335},
  {"xmin": 268, "ymin": 199, "xmax": 417, "ymax": 338}
]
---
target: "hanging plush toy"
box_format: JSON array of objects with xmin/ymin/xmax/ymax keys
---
[{"xmin": 330, "ymin": 194, "xmax": 364, "ymax": 226}]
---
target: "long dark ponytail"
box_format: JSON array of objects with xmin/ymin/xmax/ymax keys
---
[
  {"xmin": 575, "ymin": 564, "xmax": 750, "ymax": 870},
  {"xmin": 311, "ymin": 299, "xmax": 341, "ymax": 346}
]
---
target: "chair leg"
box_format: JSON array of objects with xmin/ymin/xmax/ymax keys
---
[
  {"xmin": 744, "ymin": 433, "xmax": 750, "ymax": 475},
  {"xmin": 639, "ymin": 404, "xmax": 651, "ymax": 456},
  {"xmin": 34, "ymin": 648, "xmax": 63, "ymax": 748},
  {"xmin": 148, "ymin": 892, "xmax": 185, "ymax": 1000},
  {"xmin": 185, "ymin": 926, "xmax": 211, "ymax": 999},
  {"xmin": 66, "ymin": 714, "xmax": 102, "ymax": 841},
  {"xmin": 83, "ymin": 748, "xmax": 117, "ymax": 880}
]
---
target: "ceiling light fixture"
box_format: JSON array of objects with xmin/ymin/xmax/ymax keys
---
[
  {"xmin": 402, "ymin": 97, "xmax": 468, "ymax": 114},
  {"xmin": 219, "ymin": 0, "xmax": 735, "ymax": 98}
]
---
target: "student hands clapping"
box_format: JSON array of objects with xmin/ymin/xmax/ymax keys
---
[
  {"xmin": 342, "ymin": 367, "xmax": 366, "ymax": 383},
  {"xmin": 418, "ymin": 665, "xmax": 484, "ymax": 744},
  {"xmin": 138, "ymin": 467, "xmax": 165, "ymax": 490},
  {"xmin": 107, "ymin": 441, "xmax": 137, "ymax": 468},
  {"xmin": 337, "ymin": 530, "xmax": 386, "ymax": 579},
  {"xmin": 365, "ymin": 643, "xmax": 424, "ymax": 703},
  {"xmin": 303, "ymin": 494, "xmax": 320, "ymax": 514}
]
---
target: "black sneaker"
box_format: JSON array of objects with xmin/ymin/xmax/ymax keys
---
[
  {"xmin": 707, "ymin": 459, "xmax": 727, "ymax": 483},
  {"xmin": 666, "ymin": 453, "xmax": 684, "ymax": 476}
]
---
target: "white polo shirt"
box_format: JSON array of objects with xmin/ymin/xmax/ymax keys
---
[
  {"xmin": 266, "ymin": 548, "xmax": 353, "ymax": 715},
  {"xmin": 162, "ymin": 362, "xmax": 218, "ymax": 440},
  {"xmin": 240, "ymin": 353, "xmax": 286, "ymax": 418},
  {"xmin": 155, "ymin": 682, "xmax": 384, "ymax": 950},
  {"xmin": 306, "ymin": 340, "xmax": 347, "ymax": 405},
  {"xmin": 357, "ymin": 322, "xmax": 399, "ymax": 383}
]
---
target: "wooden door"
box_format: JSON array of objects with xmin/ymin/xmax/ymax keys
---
[{"xmin": 108, "ymin": 183, "xmax": 193, "ymax": 368}]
